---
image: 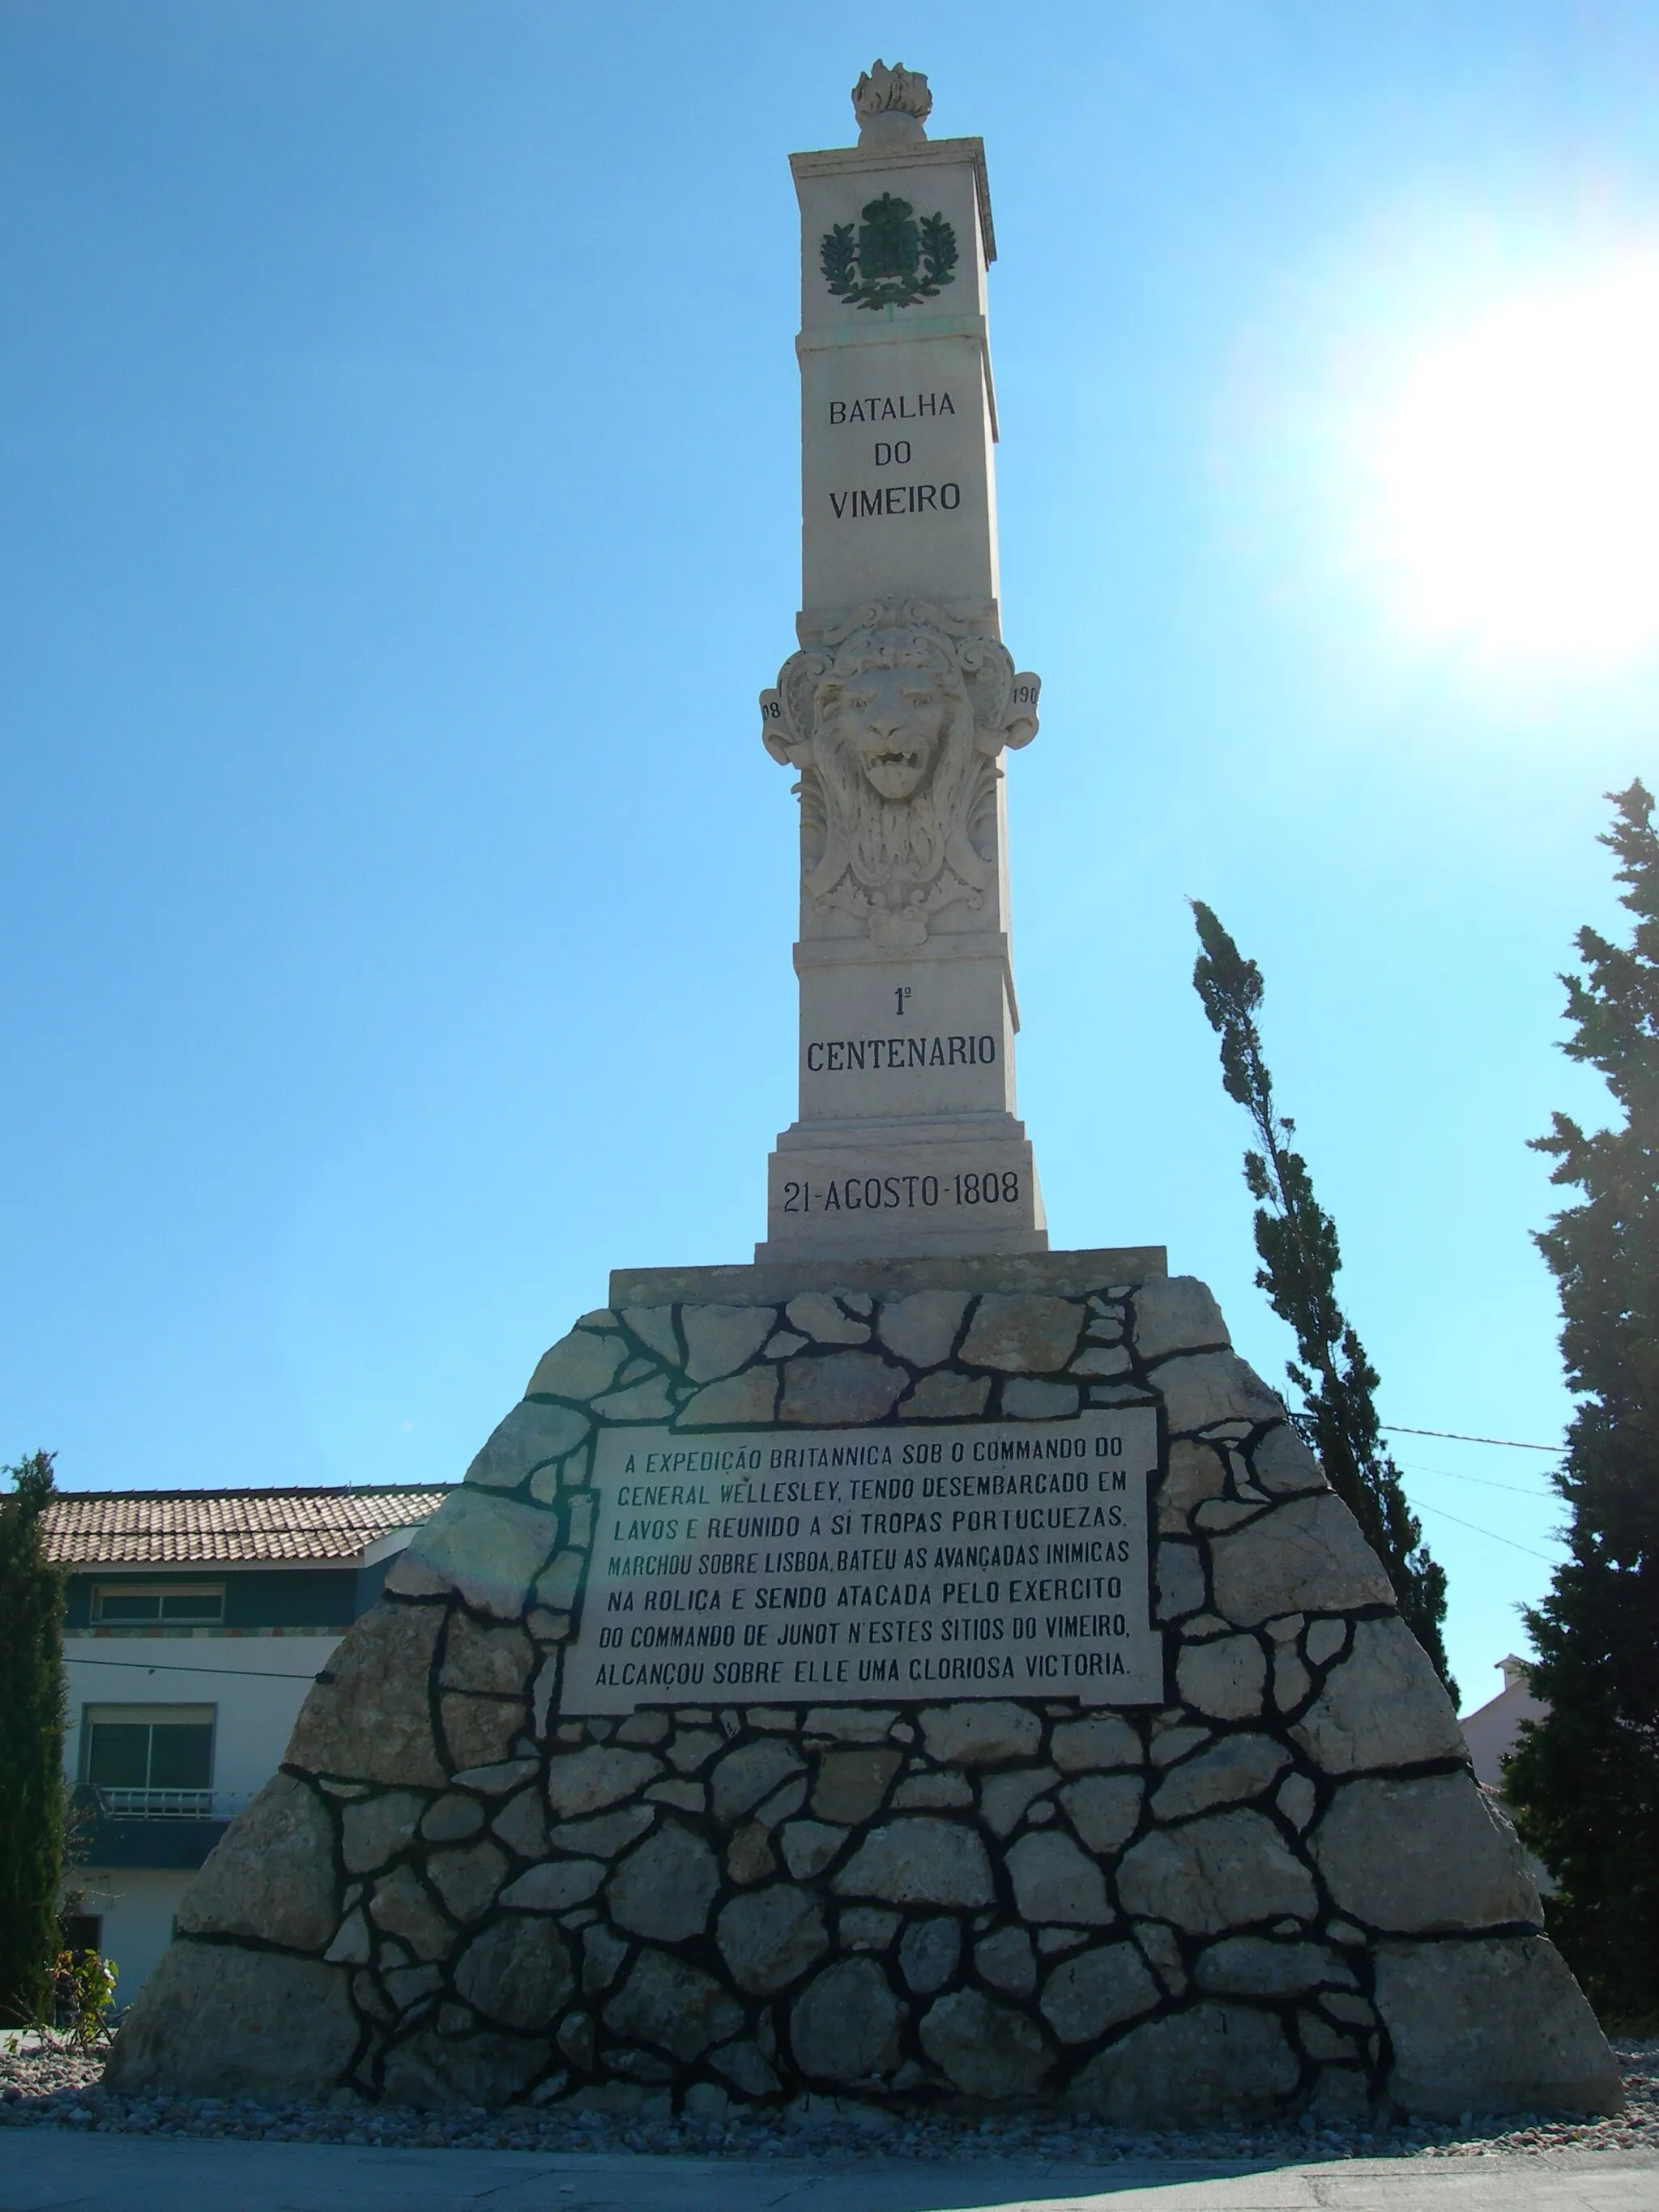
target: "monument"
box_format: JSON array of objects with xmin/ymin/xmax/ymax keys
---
[{"xmin": 109, "ymin": 64, "xmax": 1621, "ymax": 2125}]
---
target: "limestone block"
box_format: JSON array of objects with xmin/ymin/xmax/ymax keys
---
[
  {"xmin": 467, "ymin": 1400, "xmax": 591, "ymax": 1491},
  {"xmin": 1273, "ymin": 1646, "xmax": 1311, "ymax": 1714},
  {"xmin": 1150, "ymin": 1735, "xmax": 1289, "ymax": 1822},
  {"xmin": 500, "ymin": 1860, "xmax": 604, "ymax": 1912},
  {"xmin": 552, "ymin": 1805, "xmax": 656, "ymax": 1855},
  {"xmin": 421, "ymin": 1793, "xmax": 484, "ymax": 1843},
  {"xmin": 176, "ymin": 1775, "xmax": 337, "ymax": 1952},
  {"xmin": 919, "ymin": 1988, "xmax": 1051, "ymax": 2098},
  {"xmin": 1277, "ymin": 1772, "xmax": 1316, "ymax": 1830},
  {"xmin": 958, "ymin": 1295, "xmax": 1081, "ymax": 1373},
  {"xmin": 787, "ymin": 1292, "xmax": 869, "ymax": 1344},
  {"xmin": 621, "ymin": 1306, "xmax": 680, "ymax": 1366},
  {"xmin": 812, "ymin": 1747, "xmax": 901, "ymax": 1823},
  {"xmin": 106, "ymin": 1945, "xmax": 357, "ymax": 2095},
  {"xmin": 1001, "ymin": 1377, "xmax": 1080, "ymax": 1418},
  {"xmin": 367, "ymin": 1866, "xmax": 451, "ymax": 1962},
  {"xmin": 1159, "ymin": 1440, "xmax": 1229, "ymax": 1533},
  {"xmin": 527, "ymin": 1330, "xmax": 628, "ymax": 1402},
  {"xmin": 680, "ymin": 1369, "xmax": 779, "ymax": 1426},
  {"xmin": 454, "ymin": 1915, "xmax": 573, "ymax": 2030},
  {"xmin": 1068, "ymin": 2002, "xmax": 1299, "ymax": 2123},
  {"xmin": 718, "ymin": 1886, "xmax": 828, "ymax": 1994},
  {"xmin": 1150, "ymin": 1719, "xmax": 1211, "ymax": 1766},
  {"xmin": 535, "ymin": 1551, "xmax": 585, "ymax": 1611},
  {"xmin": 712, "ymin": 1738, "xmax": 804, "ymax": 1824},
  {"xmin": 381, "ymin": 2027, "xmax": 548, "ymax": 2109},
  {"xmin": 1051, "ymin": 1715, "xmax": 1142, "ymax": 1772},
  {"xmin": 381, "ymin": 1963, "xmax": 441, "ymax": 2015},
  {"xmin": 833, "ymin": 1817, "xmax": 994, "ymax": 1907},
  {"xmin": 920, "ymin": 1701, "xmax": 1040, "ymax": 1764},
  {"xmin": 287, "ymin": 1601, "xmax": 446, "ymax": 1787},
  {"xmin": 804, "ymin": 1705, "xmax": 897, "ymax": 1741},
  {"xmin": 390, "ymin": 1492, "xmax": 557, "ymax": 1622},
  {"xmin": 582, "ymin": 1924, "xmax": 627, "ymax": 1994},
  {"xmin": 426, "ymin": 1839, "xmax": 508, "ymax": 1923},
  {"xmin": 1039, "ymin": 1941, "xmax": 1161, "ymax": 2043},
  {"xmin": 1156, "ymin": 1542, "xmax": 1206, "ymax": 1619},
  {"xmin": 607, "ymin": 1822, "xmax": 720, "ymax": 1941},
  {"xmin": 900, "ymin": 1371, "xmax": 991, "ymax": 1418},
  {"xmin": 1310, "ymin": 1773, "xmax": 1541, "ymax": 1932},
  {"xmin": 441, "ymin": 1693, "xmax": 524, "ymax": 1771},
  {"xmin": 545, "ymin": 1745, "xmax": 661, "ymax": 1820},
  {"xmin": 604, "ymin": 1949, "xmax": 745, "ymax": 2061},
  {"xmin": 840, "ymin": 1905, "xmax": 901, "ymax": 1950},
  {"xmin": 898, "ymin": 1916, "xmax": 960, "ymax": 1993},
  {"xmin": 1193, "ymin": 1937, "xmax": 1356, "ymax": 1996},
  {"xmin": 975, "ymin": 1925, "xmax": 1036, "ymax": 1995},
  {"xmin": 876, "ymin": 1290, "xmax": 968, "ymax": 1367},
  {"xmin": 1132, "ymin": 1277, "xmax": 1230, "ymax": 1362},
  {"xmin": 1177, "ymin": 1634, "xmax": 1267, "ymax": 1721},
  {"xmin": 1006, "ymin": 1831, "xmax": 1115, "ymax": 1925},
  {"xmin": 1291, "ymin": 1617, "xmax": 1466, "ymax": 1773},
  {"xmin": 681, "ymin": 1303, "xmax": 776, "ymax": 1383},
  {"xmin": 1374, "ymin": 1937, "xmax": 1623, "ymax": 2116},
  {"xmin": 617, "ymin": 1711, "xmax": 671, "ymax": 1745},
  {"xmin": 1209, "ymin": 1493, "xmax": 1393, "ymax": 1626},
  {"xmin": 1249, "ymin": 1423, "xmax": 1325, "ymax": 1496},
  {"xmin": 667, "ymin": 1726, "xmax": 723, "ymax": 1771},
  {"xmin": 1157, "ymin": 1353, "xmax": 1284, "ymax": 1436},
  {"xmin": 712, "ymin": 2040, "xmax": 782, "ymax": 2095},
  {"xmin": 781, "ymin": 1819, "xmax": 847, "ymax": 1877},
  {"xmin": 341, "ymin": 1789, "xmax": 426, "ymax": 1874},
  {"xmin": 791, "ymin": 1958, "xmax": 903, "ymax": 2081},
  {"xmin": 323, "ymin": 1910, "xmax": 370, "ymax": 1965},
  {"xmin": 1305, "ymin": 1617, "xmax": 1346, "ymax": 1666},
  {"xmin": 780, "ymin": 1351, "xmax": 906, "ymax": 1424},
  {"xmin": 893, "ymin": 1769, "xmax": 973, "ymax": 1808},
  {"xmin": 592, "ymin": 1375, "xmax": 675, "ymax": 1421},
  {"xmin": 646, "ymin": 1779, "xmax": 704, "ymax": 1812},
  {"xmin": 980, "ymin": 1766, "xmax": 1058, "ymax": 1838},
  {"xmin": 726, "ymin": 1821, "xmax": 774, "ymax": 1883},
  {"xmin": 1059, "ymin": 1774, "xmax": 1143, "ymax": 1855},
  {"xmin": 1117, "ymin": 1809, "xmax": 1317, "ymax": 1933}
]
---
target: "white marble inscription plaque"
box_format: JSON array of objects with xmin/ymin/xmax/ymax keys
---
[{"xmin": 559, "ymin": 1414, "xmax": 1162, "ymax": 1713}]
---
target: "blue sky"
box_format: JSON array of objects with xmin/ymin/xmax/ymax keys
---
[{"xmin": 5, "ymin": 1, "xmax": 1657, "ymax": 1707}]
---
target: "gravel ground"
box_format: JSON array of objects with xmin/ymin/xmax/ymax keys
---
[{"xmin": 0, "ymin": 2041, "xmax": 1654, "ymax": 2166}]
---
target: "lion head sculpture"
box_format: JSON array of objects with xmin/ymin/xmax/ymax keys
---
[{"xmin": 761, "ymin": 600, "xmax": 1039, "ymax": 949}]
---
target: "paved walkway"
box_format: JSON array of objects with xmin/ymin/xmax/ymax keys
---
[{"xmin": 3, "ymin": 2132, "xmax": 1656, "ymax": 2212}]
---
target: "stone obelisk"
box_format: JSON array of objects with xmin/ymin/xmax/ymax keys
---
[
  {"xmin": 107, "ymin": 64, "xmax": 1622, "ymax": 2130},
  {"xmin": 756, "ymin": 63, "xmax": 1046, "ymax": 1264}
]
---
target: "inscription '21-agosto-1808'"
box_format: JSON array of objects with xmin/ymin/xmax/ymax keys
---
[{"xmin": 559, "ymin": 1417, "xmax": 1162, "ymax": 1714}]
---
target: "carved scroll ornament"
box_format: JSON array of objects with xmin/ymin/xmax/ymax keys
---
[{"xmin": 760, "ymin": 600, "xmax": 1039, "ymax": 951}]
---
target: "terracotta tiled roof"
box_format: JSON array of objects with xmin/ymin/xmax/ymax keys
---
[{"xmin": 41, "ymin": 1486, "xmax": 451, "ymax": 1567}]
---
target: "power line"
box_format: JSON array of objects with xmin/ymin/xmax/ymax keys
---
[
  {"xmin": 1414, "ymin": 1498, "xmax": 1559, "ymax": 1563},
  {"xmin": 1382, "ymin": 1424, "xmax": 1562, "ymax": 1453},
  {"xmin": 1397, "ymin": 1459, "xmax": 1560, "ymax": 1500}
]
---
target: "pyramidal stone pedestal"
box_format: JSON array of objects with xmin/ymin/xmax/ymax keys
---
[{"xmin": 109, "ymin": 66, "xmax": 1620, "ymax": 2125}]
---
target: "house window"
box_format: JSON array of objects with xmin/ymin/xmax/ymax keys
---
[
  {"xmin": 92, "ymin": 1583, "xmax": 224, "ymax": 1625},
  {"xmin": 61, "ymin": 1913, "xmax": 103, "ymax": 1955},
  {"xmin": 83, "ymin": 1704, "xmax": 215, "ymax": 1807}
]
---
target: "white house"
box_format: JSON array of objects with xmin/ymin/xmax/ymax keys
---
[{"xmin": 43, "ymin": 1484, "xmax": 448, "ymax": 1998}]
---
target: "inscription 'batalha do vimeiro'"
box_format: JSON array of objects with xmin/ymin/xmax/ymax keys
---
[{"xmin": 110, "ymin": 62, "xmax": 1622, "ymax": 2127}]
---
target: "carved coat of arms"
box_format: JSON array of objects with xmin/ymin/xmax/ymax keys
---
[
  {"xmin": 821, "ymin": 194, "xmax": 957, "ymax": 313},
  {"xmin": 761, "ymin": 602, "xmax": 1040, "ymax": 951}
]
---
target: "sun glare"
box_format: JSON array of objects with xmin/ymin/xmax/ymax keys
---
[{"xmin": 1360, "ymin": 256, "xmax": 1659, "ymax": 671}]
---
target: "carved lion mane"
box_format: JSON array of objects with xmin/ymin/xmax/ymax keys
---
[{"xmin": 761, "ymin": 599, "xmax": 1039, "ymax": 950}]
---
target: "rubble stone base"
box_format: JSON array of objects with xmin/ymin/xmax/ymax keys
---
[{"xmin": 108, "ymin": 1256, "xmax": 1621, "ymax": 2123}]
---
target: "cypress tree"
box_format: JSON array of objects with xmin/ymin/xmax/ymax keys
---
[
  {"xmin": 1506, "ymin": 781, "xmax": 1659, "ymax": 2027},
  {"xmin": 1191, "ymin": 902, "xmax": 1456, "ymax": 1698},
  {"xmin": 0, "ymin": 1451, "xmax": 67, "ymax": 2027}
]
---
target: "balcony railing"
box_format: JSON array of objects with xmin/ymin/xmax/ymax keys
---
[{"xmin": 90, "ymin": 1788, "xmax": 249, "ymax": 1821}]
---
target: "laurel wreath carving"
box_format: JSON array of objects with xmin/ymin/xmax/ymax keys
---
[{"xmin": 821, "ymin": 200, "xmax": 958, "ymax": 312}]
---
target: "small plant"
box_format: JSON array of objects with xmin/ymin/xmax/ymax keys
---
[{"xmin": 41, "ymin": 1948, "xmax": 117, "ymax": 2047}]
